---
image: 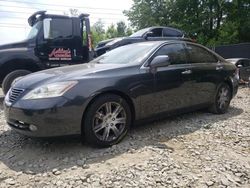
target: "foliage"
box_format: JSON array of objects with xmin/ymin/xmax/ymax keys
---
[
  {"xmin": 106, "ymin": 24, "xmax": 118, "ymax": 39},
  {"xmin": 91, "ymin": 21, "xmax": 133, "ymax": 47},
  {"xmin": 64, "ymin": 9, "xmax": 133, "ymax": 47},
  {"xmin": 124, "ymin": 0, "xmax": 250, "ymax": 46},
  {"xmin": 117, "ymin": 21, "xmax": 127, "ymax": 37},
  {"xmin": 91, "ymin": 20, "xmax": 106, "ymax": 46}
]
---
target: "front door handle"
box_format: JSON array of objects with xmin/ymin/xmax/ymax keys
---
[
  {"xmin": 216, "ymin": 66, "xmax": 223, "ymax": 70},
  {"xmin": 182, "ymin": 70, "xmax": 192, "ymax": 75}
]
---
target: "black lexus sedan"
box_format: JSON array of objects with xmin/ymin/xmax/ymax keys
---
[{"xmin": 4, "ymin": 41, "xmax": 238, "ymax": 147}]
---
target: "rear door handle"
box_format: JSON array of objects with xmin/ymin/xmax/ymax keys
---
[{"xmin": 182, "ymin": 70, "xmax": 192, "ymax": 75}]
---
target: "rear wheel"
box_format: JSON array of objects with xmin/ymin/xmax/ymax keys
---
[
  {"xmin": 2, "ymin": 70, "xmax": 31, "ymax": 95},
  {"xmin": 209, "ymin": 83, "xmax": 232, "ymax": 114},
  {"xmin": 83, "ymin": 94, "xmax": 131, "ymax": 147}
]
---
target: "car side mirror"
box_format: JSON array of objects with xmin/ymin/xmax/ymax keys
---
[
  {"xmin": 144, "ymin": 31, "xmax": 153, "ymax": 39},
  {"xmin": 237, "ymin": 64, "xmax": 243, "ymax": 68},
  {"xmin": 43, "ymin": 18, "xmax": 52, "ymax": 39},
  {"xmin": 150, "ymin": 55, "xmax": 170, "ymax": 68}
]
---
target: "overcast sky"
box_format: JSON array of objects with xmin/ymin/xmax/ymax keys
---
[{"xmin": 0, "ymin": 0, "xmax": 133, "ymax": 44}]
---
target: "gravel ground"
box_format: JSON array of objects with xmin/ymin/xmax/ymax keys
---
[{"xmin": 0, "ymin": 87, "xmax": 249, "ymax": 188}]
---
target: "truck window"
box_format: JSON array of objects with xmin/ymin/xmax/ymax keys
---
[
  {"xmin": 50, "ymin": 19, "xmax": 73, "ymax": 39},
  {"xmin": 27, "ymin": 21, "xmax": 42, "ymax": 39}
]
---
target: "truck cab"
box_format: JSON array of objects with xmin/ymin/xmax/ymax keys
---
[{"xmin": 0, "ymin": 11, "xmax": 93, "ymax": 94}]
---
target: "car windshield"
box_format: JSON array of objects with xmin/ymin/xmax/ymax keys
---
[
  {"xmin": 130, "ymin": 28, "xmax": 149, "ymax": 37},
  {"xmin": 26, "ymin": 21, "xmax": 42, "ymax": 40},
  {"xmin": 91, "ymin": 43, "xmax": 157, "ymax": 64}
]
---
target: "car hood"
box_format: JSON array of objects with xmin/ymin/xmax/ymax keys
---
[
  {"xmin": 0, "ymin": 40, "xmax": 29, "ymax": 51},
  {"xmin": 13, "ymin": 63, "xmax": 129, "ymax": 89}
]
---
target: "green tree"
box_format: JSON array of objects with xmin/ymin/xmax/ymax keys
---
[
  {"xmin": 117, "ymin": 21, "xmax": 127, "ymax": 37},
  {"xmin": 124, "ymin": 0, "xmax": 250, "ymax": 45},
  {"xmin": 126, "ymin": 27, "xmax": 133, "ymax": 36},
  {"xmin": 106, "ymin": 24, "xmax": 118, "ymax": 38},
  {"xmin": 91, "ymin": 20, "xmax": 106, "ymax": 47},
  {"xmin": 124, "ymin": 0, "xmax": 169, "ymax": 29}
]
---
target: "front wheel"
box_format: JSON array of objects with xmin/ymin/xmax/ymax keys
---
[
  {"xmin": 2, "ymin": 70, "xmax": 31, "ymax": 95},
  {"xmin": 83, "ymin": 94, "xmax": 131, "ymax": 147},
  {"xmin": 209, "ymin": 83, "xmax": 232, "ymax": 114}
]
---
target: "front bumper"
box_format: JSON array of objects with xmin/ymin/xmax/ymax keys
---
[{"xmin": 4, "ymin": 97, "xmax": 84, "ymax": 137}]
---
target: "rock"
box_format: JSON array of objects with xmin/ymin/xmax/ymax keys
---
[
  {"xmin": 226, "ymin": 174, "xmax": 235, "ymax": 183},
  {"xmin": 76, "ymin": 160, "xmax": 85, "ymax": 166},
  {"xmin": 221, "ymin": 176, "xmax": 230, "ymax": 186},
  {"xmin": 52, "ymin": 169, "xmax": 61, "ymax": 175},
  {"xmin": 26, "ymin": 170, "xmax": 35, "ymax": 175},
  {"xmin": 206, "ymin": 181, "xmax": 214, "ymax": 186},
  {"xmin": 17, "ymin": 161, "xmax": 25, "ymax": 166},
  {"xmin": 16, "ymin": 171, "xmax": 23, "ymax": 176},
  {"xmin": 204, "ymin": 157, "xmax": 212, "ymax": 161},
  {"xmin": 56, "ymin": 180, "xmax": 64, "ymax": 186},
  {"xmin": 234, "ymin": 176, "xmax": 241, "ymax": 183},
  {"xmin": 204, "ymin": 167, "xmax": 212, "ymax": 172},
  {"xmin": 235, "ymin": 173, "xmax": 243, "ymax": 177},
  {"xmin": 82, "ymin": 164, "xmax": 89, "ymax": 169},
  {"xmin": 5, "ymin": 178, "xmax": 16, "ymax": 185}
]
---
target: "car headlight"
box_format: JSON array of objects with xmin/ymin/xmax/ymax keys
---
[{"xmin": 22, "ymin": 81, "xmax": 78, "ymax": 100}]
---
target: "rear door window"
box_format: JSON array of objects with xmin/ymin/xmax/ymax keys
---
[
  {"xmin": 150, "ymin": 28, "xmax": 163, "ymax": 37},
  {"xmin": 154, "ymin": 43, "xmax": 187, "ymax": 65},
  {"xmin": 163, "ymin": 28, "xmax": 183, "ymax": 37},
  {"xmin": 186, "ymin": 44, "xmax": 218, "ymax": 63}
]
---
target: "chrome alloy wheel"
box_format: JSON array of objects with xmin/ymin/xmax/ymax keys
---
[
  {"xmin": 217, "ymin": 86, "xmax": 230, "ymax": 109},
  {"xmin": 92, "ymin": 102, "xmax": 127, "ymax": 142}
]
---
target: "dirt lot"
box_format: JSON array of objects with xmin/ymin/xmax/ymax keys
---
[{"xmin": 0, "ymin": 87, "xmax": 249, "ymax": 188}]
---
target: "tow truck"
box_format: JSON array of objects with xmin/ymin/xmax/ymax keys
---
[{"xmin": 0, "ymin": 11, "xmax": 94, "ymax": 94}]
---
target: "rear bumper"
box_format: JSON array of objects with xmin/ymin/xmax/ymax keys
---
[{"xmin": 3, "ymin": 97, "xmax": 83, "ymax": 137}]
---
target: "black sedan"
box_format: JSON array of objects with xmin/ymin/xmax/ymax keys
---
[
  {"xmin": 95, "ymin": 26, "xmax": 187, "ymax": 56},
  {"xmin": 4, "ymin": 41, "xmax": 238, "ymax": 147}
]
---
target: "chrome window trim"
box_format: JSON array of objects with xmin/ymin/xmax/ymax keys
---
[{"xmin": 140, "ymin": 41, "xmax": 187, "ymax": 70}]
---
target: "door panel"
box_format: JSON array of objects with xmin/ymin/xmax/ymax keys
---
[
  {"xmin": 153, "ymin": 64, "xmax": 195, "ymax": 114},
  {"xmin": 149, "ymin": 43, "xmax": 197, "ymax": 114},
  {"xmin": 137, "ymin": 68, "xmax": 157, "ymax": 119},
  {"xmin": 185, "ymin": 44, "xmax": 222, "ymax": 105},
  {"xmin": 188, "ymin": 63, "xmax": 221, "ymax": 104},
  {"xmin": 36, "ymin": 18, "xmax": 83, "ymax": 67}
]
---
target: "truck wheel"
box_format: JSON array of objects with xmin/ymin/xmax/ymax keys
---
[{"xmin": 2, "ymin": 70, "xmax": 31, "ymax": 95}]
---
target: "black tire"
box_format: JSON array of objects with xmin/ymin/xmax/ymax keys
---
[
  {"xmin": 2, "ymin": 70, "xmax": 31, "ymax": 95},
  {"xmin": 83, "ymin": 94, "xmax": 131, "ymax": 147},
  {"xmin": 209, "ymin": 83, "xmax": 232, "ymax": 114}
]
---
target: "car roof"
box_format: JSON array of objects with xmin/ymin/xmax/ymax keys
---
[
  {"xmin": 148, "ymin": 26, "xmax": 183, "ymax": 32},
  {"xmin": 134, "ymin": 40, "xmax": 184, "ymax": 46}
]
